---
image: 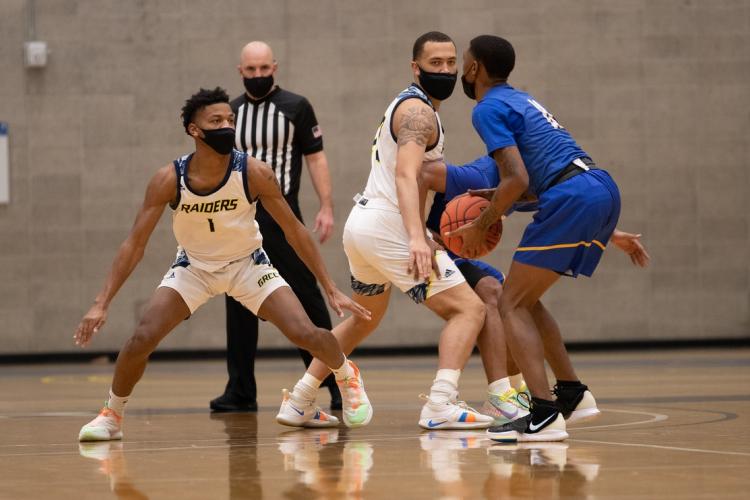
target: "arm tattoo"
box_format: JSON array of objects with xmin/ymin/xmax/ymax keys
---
[
  {"xmin": 264, "ymin": 168, "xmax": 281, "ymax": 191},
  {"xmin": 396, "ymin": 105, "xmax": 435, "ymax": 147}
]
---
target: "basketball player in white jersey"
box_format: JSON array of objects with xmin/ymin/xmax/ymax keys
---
[
  {"xmin": 75, "ymin": 88, "xmax": 372, "ymax": 441},
  {"xmin": 276, "ymin": 32, "xmax": 494, "ymax": 430}
]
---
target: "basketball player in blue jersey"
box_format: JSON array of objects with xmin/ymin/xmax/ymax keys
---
[
  {"xmin": 278, "ymin": 32, "xmax": 494, "ymax": 431},
  {"xmin": 424, "ymin": 156, "xmax": 649, "ymax": 426},
  {"xmin": 74, "ymin": 87, "xmax": 372, "ymax": 441},
  {"xmin": 447, "ymin": 35, "xmax": 640, "ymax": 442}
]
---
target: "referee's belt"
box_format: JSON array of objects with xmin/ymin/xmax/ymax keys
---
[{"xmin": 550, "ymin": 157, "xmax": 598, "ymax": 187}]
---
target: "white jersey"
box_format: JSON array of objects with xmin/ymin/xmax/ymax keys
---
[
  {"xmin": 362, "ymin": 84, "xmax": 444, "ymax": 214},
  {"xmin": 170, "ymin": 150, "xmax": 263, "ymax": 272}
]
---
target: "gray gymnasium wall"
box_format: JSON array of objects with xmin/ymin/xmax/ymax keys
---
[{"xmin": 0, "ymin": 0, "xmax": 748, "ymax": 354}]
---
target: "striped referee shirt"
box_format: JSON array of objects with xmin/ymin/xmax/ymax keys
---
[{"xmin": 230, "ymin": 87, "xmax": 324, "ymax": 202}]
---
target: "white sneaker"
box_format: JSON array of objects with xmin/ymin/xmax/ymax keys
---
[
  {"xmin": 336, "ymin": 360, "xmax": 373, "ymax": 428},
  {"xmin": 79, "ymin": 408, "xmax": 123, "ymax": 442},
  {"xmin": 480, "ymin": 388, "xmax": 531, "ymax": 424},
  {"xmin": 276, "ymin": 389, "xmax": 339, "ymax": 428},
  {"xmin": 418, "ymin": 395, "xmax": 494, "ymax": 430}
]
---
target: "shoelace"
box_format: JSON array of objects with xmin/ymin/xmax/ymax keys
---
[
  {"xmin": 418, "ymin": 394, "xmax": 481, "ymax": 414},
  {"xmin": 97, "ymin": 407, "xmax": 122, "ymax": 424},
  {"xmin": 515, "ymin": 391, "xmax": 531, "ymax": 410}
]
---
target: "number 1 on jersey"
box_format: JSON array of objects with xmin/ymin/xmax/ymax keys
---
[{"xmin": 208, "ymin": 218, "xmax": 215, "ymax": 232}]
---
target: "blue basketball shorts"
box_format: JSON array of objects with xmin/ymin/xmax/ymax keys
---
[
  {"xmin": 453, "ymin": 258, "xmax": 506, "ymax": 288},
  {"xmin": 513, "ymin": 169, "xmax": 621, "ymax": 277}
]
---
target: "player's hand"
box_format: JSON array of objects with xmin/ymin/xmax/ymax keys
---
[
  {"xmin": 74, "ymin": 302, "xmax": 108, "ymax": 347},
  {"xmin": 408, "ymin": 237, "xmax": 434, "ymax": 281},
  {"xmin": 445, "ymin": 220, "xmax": 487, "ymax": 259},
  {"xmin": 610, "ymin": 229, "xmax": 650, "ymax": 267},
  {"xmin": 326, "ymin": 288, "xmax": 372, "ymax": 320},
  {"xmin": 426, "ymin": 238, "xmax": 443, "ymax": 279},
  {"xmin": 313, "ymin": 205, "xmax": 334, "ymax": 244}
]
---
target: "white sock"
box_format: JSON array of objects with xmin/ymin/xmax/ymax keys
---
[
  {"xmin": 330, "ymin": 356, "xmax": 354, "ymax": 381},
  {"xmin": 292, "ymin": 376, "xmax": 319, "ymax": 402},
  {"xmin": 435, "ymin": 368, "xmax": 461, "ymax": 387},
  {"xmin": 107, "ymin": 388, "xmax": 129, "ymax": 417},
  {"xmin": 510, "ymin": 374, "xmax": 525, "ymax": 390},
  {"xmin": 429, "ymin": 369, "xmax": 460, "ymax": 404},
  {"xmin": 488, "ymin": 377, "xmax": 511, "ymax": 395}
]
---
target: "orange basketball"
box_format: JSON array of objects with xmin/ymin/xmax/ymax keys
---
[{"xmin": 439, "ymin": 194, "xmax": 502, "ymax": 258}]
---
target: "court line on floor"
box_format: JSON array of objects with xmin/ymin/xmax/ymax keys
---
[
  {"xmin": 571, "ymin": 408, "xmax": 668, "ymax": 431},
  {"xmin": 570, "ymin": 438, "xmax": 750, "ymax": 457}
]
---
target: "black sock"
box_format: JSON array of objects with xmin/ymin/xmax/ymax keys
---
[
  {"xmin": 556, "ymin": 379, "xmax": 584, "ymax": 388},
  {"xmin": 531, "ymin": 397, "xmax": 556, "ymax": 409}
]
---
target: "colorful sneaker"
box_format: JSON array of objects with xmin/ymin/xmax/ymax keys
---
[
  {"xmin": 418, "ymin": 395, "xmax": 495, "ymax": 430},
  {"xmin": 79, "ymin": 407, "xmax": 123, "ymax": 442},
  {"xmin": 517, "ymin": 382, "xmax": 531, "ymax": 408},
  {"xmin": 480, "ymin": 388, "xmax": 531, "ymax": 424},
  {"xmin": 553, "ymin": 383, "xmax": 600, "ymax": 423},
  {"xmin": 276, "ymin": 389, "xmax": 339, "ymax": 428},
  {"xmin": 336, "ymin": 360, "xmax": 373, "ymax": 428},
  {"xmin": 487, "ymin": 405, "xmax": 568, "ymax": 443}
]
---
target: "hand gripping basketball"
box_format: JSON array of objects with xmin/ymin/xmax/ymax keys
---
[{"xmin": 439, "ymin": 194, "xmax": 502, "ymax": 258}]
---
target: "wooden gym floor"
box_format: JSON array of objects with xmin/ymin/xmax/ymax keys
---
[{"xmin": 1, "ymin": 348, "xmax": 749, "ymax": 499}]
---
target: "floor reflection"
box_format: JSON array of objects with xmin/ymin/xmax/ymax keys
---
[
  {"xmin": 419, "ymin": 431, "xmax": 601, "ymax": 499},
  {"xmin": 210, "ymin": 413, "xmax": 263, "ymax": 499},
  {"xmin": 79, "ymin": 442, "xmax": 149, "ymax": 499},
  {"xmin": 277, "ymin": 428, "xmax": 374, "ymax": 499}
]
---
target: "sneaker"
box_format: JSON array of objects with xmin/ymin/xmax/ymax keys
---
[
  {"xmin": 517, "ymin": 382, "xmax": 531, "ymax": 407},
  {"xmin": 209, "ymin": 393, "xmax": 258, "ymax": 413},
  {"xmin": 276, "ymin": 389, "xmax": 339, "ymax": 428},
  {"xmin": 553, "ymin": 383, "xmax": 600, "ymax": 423},
  {"xmin": 336, "ymin": 360, "xmax": 373, "ymax": 428},
  {"xmin": 79, "ymin": 407, "xmax": 123, "ymax": 442},
  {"xmin": 486, "ymin": 409, "xmax": 568, "ymax": 443},
  {"xmin": 418, "ymin": 395, "xmax": 495, "ymax": 430},
  {"xmin": 480, "ymin": 388, "xmax": 531, "ymax": 424}
]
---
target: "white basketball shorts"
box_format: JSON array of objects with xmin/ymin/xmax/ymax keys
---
[
  {"xmin": 343, "ymin": 203, "xmax": 465, "ymax": 303},
  {"xmin": 158, "ymin": 247, "xmax": 289, "ymax": 314}
]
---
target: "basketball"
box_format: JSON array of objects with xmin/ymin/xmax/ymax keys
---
[{"xmin": 439, "ymin": 194, "xmax": 502, "ymax": 258}]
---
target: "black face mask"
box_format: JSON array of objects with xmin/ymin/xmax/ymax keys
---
[
  {"xmin": 200, "ymin": 127, "xmax": 235, "ymax": 155},
  {"xmin": 243, "ymin": 75, "xmax": 274, "ymax": 98},
  {"xmin": 461, "ymin": 73, "xmax": 477, "ymax": 100},
  {"xmin": 417, "ymin": 67, "xmax": 457, "ymax": 101}
]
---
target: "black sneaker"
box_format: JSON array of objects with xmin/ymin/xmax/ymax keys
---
[
  {"xmin": 553, "ymin": 383, "xmax": 600, "ymax": 423},
  {"xmin": 487, "ymin": 401, "xmax": 568, "ymax": 443},
  {"xmin": 209, "ymin": 393, "xmax": 258, "ymax": 413}
]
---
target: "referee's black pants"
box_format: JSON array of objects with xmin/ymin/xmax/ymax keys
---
[{"xmin": 221, "ymin": 203, "xmax": 340, "ymax": 404}]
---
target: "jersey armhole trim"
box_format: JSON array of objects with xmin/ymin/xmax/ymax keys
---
[
  {"xmin": 169, "ymin": 160, "xmax": 181, "ymax": 210},
  {"xmin": 241, "ymin": 157, "xmax": 254, "ymax": 204}
]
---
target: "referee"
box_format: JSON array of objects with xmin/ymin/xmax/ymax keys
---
[{"xmin": 210, "ymin": 41, "xmax": 341, "ymax": 412}]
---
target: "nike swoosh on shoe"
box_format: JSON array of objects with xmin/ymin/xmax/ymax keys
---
[{"xmin": 528, "ymin": 413, "xmax": 555, "ymax": 432}]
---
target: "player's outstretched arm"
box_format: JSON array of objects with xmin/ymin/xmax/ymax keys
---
[
  {"xmin": 610, "ymin": 229, "xmax": 650, "ymax": 267},
  {"xmin": 394, "ymin": 99, "xmax": 438, "ymax": 280},
  {"xmin": 247, "ymin": 158, "xmax": 371, "ymax": 321},
  {"xmin": 74, "ymin": 165, "xmax": 176, "ymax": 347}
]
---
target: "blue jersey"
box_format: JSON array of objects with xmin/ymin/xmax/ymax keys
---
[
  {"xmin": 426, "ymin": 155, "xmax": 538, "ymax": 234},
  {"xmin": 472, "ymin": 83, "xmax": 588, "ymax": 196}
]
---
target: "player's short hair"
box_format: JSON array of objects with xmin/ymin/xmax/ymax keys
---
[
  {"xmin": 181, "ymin": 87, "xmax": 230, "ymax": 134},
  {"xmin": 412, "ymin": 31, "xmax": 454, "ymax": 60},
  {"xmin": 469, "ymin": 35, "xmax": 515, "ymax": 80}
]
